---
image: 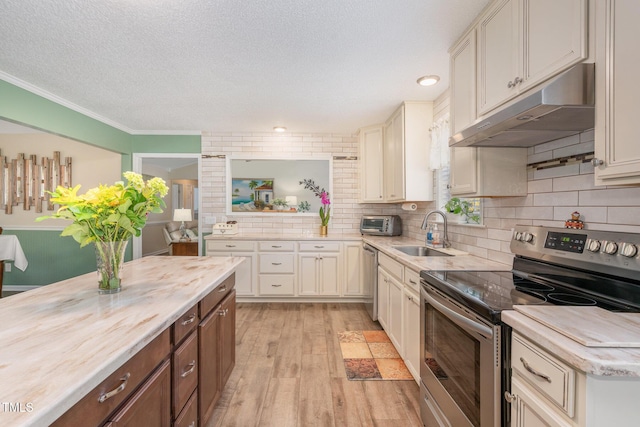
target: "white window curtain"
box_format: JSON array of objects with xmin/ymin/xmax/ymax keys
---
[{"xmin": 429, "ymin": 113, "xmax": 450, "ymax": 171}]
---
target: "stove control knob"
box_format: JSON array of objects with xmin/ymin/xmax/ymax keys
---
[
  {"xmin": 514, "ymin": 232, "xmax": 522, "ymax": 241},
  {"xmin": 620, "ymin": 243, "xmax": 638, "ymax": 258},
  {"xmin": 522, "ymin": 232, "xmax": 534, "ymax": 243},
  {"xmin": 603, "ymin": 241, "xmax": 619, "ymax": 255},
  {"xmin": 586, "ymin": 239, "xmax": 601, "ymax": 252}
]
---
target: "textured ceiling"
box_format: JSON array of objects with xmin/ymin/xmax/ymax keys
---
[{"xmin": 0, "ymin": 0, "xmax": 489, "ymax": 134}]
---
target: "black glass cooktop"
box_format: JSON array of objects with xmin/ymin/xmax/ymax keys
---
[{"xmin": 421, "ymin": 262, "xmax": 640, "ymax": 324}]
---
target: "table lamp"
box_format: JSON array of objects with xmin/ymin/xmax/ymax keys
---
[
  {"xmin": 285, "ymin": 196, "xmax": 298, "ymax": 210},
  {"xmin": 173, "ymin": 208, "xmax": 193, "ymax": 240}
]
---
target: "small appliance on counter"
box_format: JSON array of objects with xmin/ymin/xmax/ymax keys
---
[
  {"xmin": 211, "ymin": 222, "xmax": 238, "ymax": 235},
  {"xmin": 360, "ymin": 215, "xmax": 402, "ymax": 236}
]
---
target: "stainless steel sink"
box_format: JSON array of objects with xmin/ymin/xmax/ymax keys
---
[{"xmin": 392, "ymin": 245, "xmax": 452, "ymax": 257}]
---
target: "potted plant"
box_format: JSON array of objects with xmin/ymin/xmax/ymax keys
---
[
  {"xmin": 272, "ymin": 198, "xmax": 288, "ymax": 211},
  {"xmin": 444, "ymin": 197, "xmax": 480, "ymax": 224}
]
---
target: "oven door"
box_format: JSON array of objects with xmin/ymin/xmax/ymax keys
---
[{"xmin": 420, "ymin": 283, "xmax": 501, "ymax": 427}]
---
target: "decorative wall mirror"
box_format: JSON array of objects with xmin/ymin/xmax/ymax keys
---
[{"xmin": 226, "ymin": 155, "xmax": 333, "ymax": 216}]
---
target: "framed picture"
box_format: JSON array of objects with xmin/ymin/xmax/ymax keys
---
[{"xmin": 231, "ymin": 178, "xmax": 274, "ymax": 212}]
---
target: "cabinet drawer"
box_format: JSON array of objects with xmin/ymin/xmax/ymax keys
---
[
  {"xmin": 206, "ymin": 240, "xmax": 255, "ymax": 252},
  {"xmin": 404, "ymin": 268, "xmax": 421, "ymax": 293},
  {"xmin": 52, "ymin": 329, "xmax": 171, "ymax": 427},
  {"xmin": 173, "ymin": 332, "xmax": 198, "ymax": 416},
  {"xmin": 258, "ymin": 241, "xmax": 295, "ymax": 251},
  {"xmin": 259, "ymin": 275, "xmax": 295, "ymax": 295},
  {"xmin": 173, "ymin": 303, "xmax": 199, "ymax": 346},
  {"xmin": 379, "ymin": 252, "xmax": 403, "ymax": 281},
  {"xmin": 512, "ymin": 333, "xmax": 575, "ymax": 416},
  {"xmin": 200, "ymin": 274, "xmax": 235, "ymax": 318},
  {"xmin": 299, "ymin": 242, "xmax": 340, "ymax": 252},
  {"xmin": 259, "ymin": 254, "xmax": 295, "ymax": 273},
  {"xmin": 174, "ymin": 390, "xmax": 197, "ymax": 427}
]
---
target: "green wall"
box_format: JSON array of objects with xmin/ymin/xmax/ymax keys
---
[{"xmin": 0, "ymin": 79, "xmax": 201, "ymax": 289}]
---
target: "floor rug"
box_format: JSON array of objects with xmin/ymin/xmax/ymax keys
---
[{"xmin": 338, "ymin": 330, "xmax": 413, "ymax": 380}]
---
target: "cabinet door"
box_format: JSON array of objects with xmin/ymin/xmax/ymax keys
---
[
  {"xmin": 219, "ymin": 291, "xmax": 236, "ymax": 387},
  {"xmin": 450, "ymin": 29, "xmax": 477, "ymax": 135},
  {"xmin": 359, "ymin": 125, "xmax": 384, "ymax": 202},
  {"xmin": 595, "ymin": 0, "xmax": 640, "ymax": 185},
  {"xmin": 511, "ymin": 376, "xmax": 572, "ymax": 427},
  {"xmin": 211, "ymin": 252, "xmax": 256, "ymax": 296},
  {"xmin": 107, "ymin": 360, "xmax": 171, "ymax": 427},
  {"xmin": 522, "ymin": 0, "xmax": 587, "ymax": 92},
  {"xmin": 299, "ymin": 254, "xmax": 319, "ymax": 296},
  {"xmin": 199, "ymin": 305, "xmax": 221, "ymax": 426},
  {"xmin": 449, "ymin": 147, "xmax": 478, "ymax": 195},
  {"xmin": 388, "ymin": 276, "xmax": 404, "ymax": 355},
  {"xmin": 477, "ymin": 0, "xmax": 520, "ymax": 115},
  {"xmin": 383, "ymin": 107, "xmax": 405, "ymax": 202},
  {"xmin": 319, "ymin": 254, "xmax": 340, "ymax": 296},
  {"xmin": 403, "ymin": 288, "xmax": 420, "ymax": 382},
  {"xmin": 343, "ymin": 242, "xmax": 363, "ymax": 296},
  {"xmin": 377, "ymin": 269, "xmax": 390, "ymax": 330}
]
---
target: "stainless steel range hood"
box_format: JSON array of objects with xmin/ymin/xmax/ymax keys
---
[{"xmin": 450, "ymin": 63, "xmax": 595, "ymax": 148}]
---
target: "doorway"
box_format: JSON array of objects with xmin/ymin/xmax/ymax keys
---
[{"xmin": 132, "ymin": 153, "xmax": 201, "ymax": 259}]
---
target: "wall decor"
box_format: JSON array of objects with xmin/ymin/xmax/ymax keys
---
[
  {"xmin": 0, "ymin": 150, "xmax": 72, "ymax": 214},
  {"xmin": 231, "ymin": 178, "xmax": 274, "ymax": 212}
]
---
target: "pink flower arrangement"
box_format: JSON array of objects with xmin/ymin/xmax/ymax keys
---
[{"xmin": 299, "ymin": 178, "xmax": 331, "ymax": 226}]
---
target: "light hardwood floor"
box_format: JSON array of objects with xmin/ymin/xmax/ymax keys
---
[{"xmin": 208, "ymin": 302, "xmax": 423, "ymax": 427}]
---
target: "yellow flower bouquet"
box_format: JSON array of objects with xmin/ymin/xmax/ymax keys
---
[{"xmin": 37, "ymin": 172, "xmax": 169, "ymax": 293}]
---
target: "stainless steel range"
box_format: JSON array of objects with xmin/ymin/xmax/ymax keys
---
[{"xmin": 419, "ymin": 225, "xmax": 640, "ymax": 427}]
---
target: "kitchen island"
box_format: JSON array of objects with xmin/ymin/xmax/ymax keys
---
[{"xmin": 0, "ymin": 255, "xmax": 244, "ymax": 427}]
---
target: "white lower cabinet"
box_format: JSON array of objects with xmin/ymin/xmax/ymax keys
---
[
  {"xmin": 205, "ymin": 241, "xmax": 256, "ymax": 296},
  {"xmin": 377, "ymin": 268, "xmax": 390, "ymax": 330},
  {"xmin": 402, "ymin": 286, "xmax": 420, "ymax": 382},
  {"xmin": 298, "ymin": 253, "xmax": 340, "ymax": 296},
  {"xmin": 206, "ymin": 238, "xmax": 363, "ymax": 300},
  {"xmin": 511, "ymin": 376, "xmax": 572, "ymax": 427},
  {"xmin": 378, "ymin": 252, "xmax": 421, "ymax": 384}
]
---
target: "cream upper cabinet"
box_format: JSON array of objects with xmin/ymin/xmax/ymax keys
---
[
  {"xmin": 477, "ymin": 0, "xmax": 587, "ymax": 116},
  {"xmin": 594, "ymin": 0, "xmax": 640, "ymax": 185},
  {"xmin": 450, "ymin": 28, "xmax": 477, "ymax": 136},
  {"xmin": 359, "ymin": 125, "xmax": 384, "ymax": 202},
  {"xmin": 450, "ymin": 147, "xmax": 528, "ymax": 197},
  {"xmin": 383, "ymin": 107, "xmax": 405, "ymax": 202},
  {"xmin": 477, "ymin": 0, "xmax": 520, "ymax": 115},
  {"xmin": 360, "ymin": 102, "xmax": 433, "ymax": 203}
]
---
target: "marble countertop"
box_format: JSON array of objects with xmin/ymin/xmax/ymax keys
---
[
  {"xmin": 362, "ymin": 235, "xmax": 511, "ymax": 272},
  {"xmin": 503, "ymin": 310, "xmax": 640, "ymax": 377},
  {"xmin": 0, "ymin": 256, "xmax": 244, "ymax": 427},
  {"xmin": 205, "ymin": 232, "xmax": 511, "ymax": 272},
  {"xmin": 204, "ymin": 232, "xmax": 363, "ymax": 241}
]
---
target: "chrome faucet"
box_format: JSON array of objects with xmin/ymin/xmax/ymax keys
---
[{"xmin": 421, "ymin": 210, "xmax": 450, "ymax": 248}]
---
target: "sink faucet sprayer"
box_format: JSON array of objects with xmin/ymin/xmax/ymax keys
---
[{"xmin": 421, "ymin": 210, "xmax": 450, "ymax": 248}]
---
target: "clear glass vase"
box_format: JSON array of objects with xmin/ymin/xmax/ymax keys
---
[{"xmin": 95, "ymin": 240, "xmax": 128, "ymax": 294}]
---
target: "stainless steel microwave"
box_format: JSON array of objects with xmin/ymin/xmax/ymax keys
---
[{"xmin": 360, "ymin": 215, "xmax": 402, "ymax": 236}]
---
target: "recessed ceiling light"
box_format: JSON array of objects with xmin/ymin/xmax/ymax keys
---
[
  {"xmin": 417, "ymin": 75, "xmax": 440, "ymax": 86},
  {"xmin": 273, "ymin": 126, "xmax": 287, "ymax": 132}
]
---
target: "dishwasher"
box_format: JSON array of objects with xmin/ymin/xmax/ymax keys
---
[{"xmin": 362, "ymin": 243, "xmax": 378, "ymax": 321}]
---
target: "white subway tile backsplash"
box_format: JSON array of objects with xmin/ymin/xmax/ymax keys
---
[
  {"xmin": 552, "ymin": 173, "xmax": 596, "ymax": 192},
  {"xmin": 533, "ymin": 191, "xmax": 579, "ymax": 206},
  {"xmin": 528, "ymin": 179, "xmax": 553, "ymax": 193},
  {"xmin": 579, "ymin": 187, "xmax": 640, "ymax": 206},
  {"xmin": 534, "ymin": 134, "xmax": 580, "ymax": 154},
  {"xmin": 608, "ymin": 207, "xmax": 640, "ymax": 226},
  {"xmin": 553, "ymin": 206, "xmax": 607, "ymax": 223},
  {"xmin": 514, "ymin": 206, "xmax": 554, "ymax": 220}
]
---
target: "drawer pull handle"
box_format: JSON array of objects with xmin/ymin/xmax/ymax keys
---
[
  {"xmin": 409, "ymin": 279, "xmax": 417, "ymax": 284},
  {"xmin": 272, "ymin": 262, "xmax": 282, "ymax": 265},
  {"xmin": 314, "ymin": 245, "xmax": 324, "ymax": 248},
  {"xmin": 218, "ymin": 308, "xmax": 229, "ymax": 316},
  {"xmin": 225, "ymin": 244, "xmax": 236, "ymax": 248},
  {"xmin": 272, "ymin": 245, "xmax": 282, "ymax": 248},
  {"xmin": 520, "ymin": 357, "xmax": 551, "ymax": 383},
  {"xmin": 218, "ymin": 286, "xmax": 227, "ymax": 293},
  {"xmin": 181, "ymin": 360, "xmax": 196, "ymax": 378},
  {"xmin": 181, "ymin": 313, "xmax": 196, "ymax": 325},
  {"xmin": 98, "ymin": 373, "xmax": 131, "ymax": 403},
  {"xmin": 188, "ymin": 423, "xmax": 195, "ymax": 427},
  {"xmin": 272, "ymin": 284, "xmax": 282, "ymax": 287}
]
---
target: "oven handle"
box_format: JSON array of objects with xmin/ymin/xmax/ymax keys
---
[{"xmin": 422, "ymin": 287, "xmax": 493, "ymax": 339}]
